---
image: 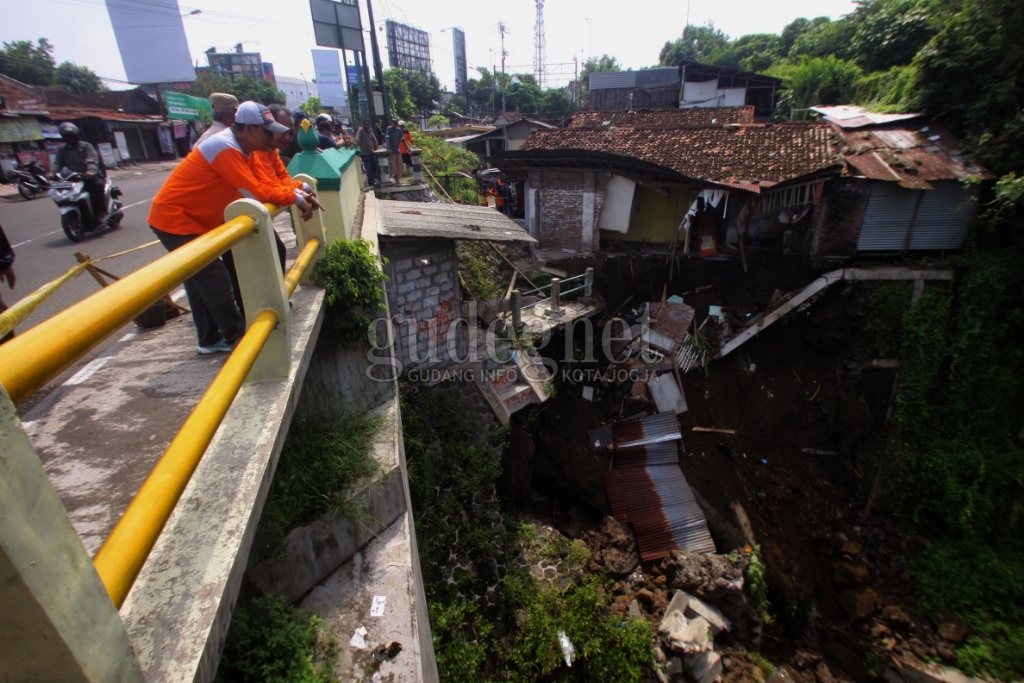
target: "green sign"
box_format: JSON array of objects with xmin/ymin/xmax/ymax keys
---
[{"xmin": 163, "ymin": 92, "xmax": 211, "ymax": 121}]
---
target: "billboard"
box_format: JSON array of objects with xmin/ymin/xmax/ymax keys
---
[
  {"xmin": 452, "ymin": 28, "xmax": 468, "ymax": 96},
  {"xmin": 385, "ymin": 20, "xmax": 431, "ymax": 72},
  {"xmin": 312, "ymin": 50, "xmax": 348, "ymax": 108},
  {"xmin": 105, "ymin": 0, "xmax": 195, "ymax": 84},
  {"xmin": 310, "ymin": 0, "xmax": 364, "ymax": 52},
  {"xmin": 163, "ymin": 92, "xmax": 211, "ymax": 121}
]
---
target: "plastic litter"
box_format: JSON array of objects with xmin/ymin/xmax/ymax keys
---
[{"xmin": 558, "ymin": 631, "xmax": 575, "ymax": 667}]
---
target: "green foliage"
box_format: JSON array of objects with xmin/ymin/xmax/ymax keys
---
[
  {"xmin": 299, "ymin": 96, "xmax": 321, "ymax": 119},
  {"xmin": 410, "ymin": 128, "xmax": 481, "ymax": 203},
  {"xmin": 427, "ymin": 114, "xmax": 450, "ymax": 129},
  {"xmin": 769, "ymin": 56, "xmax": 863, "ymax": 120},
  {"xmin": 383, "ymin": 68, "xmax": 416, "ymax": 120},
  {"xmin": 456, "ymin": 241, "xmax": 507, "ymax": 301},
  {"xmin": 863, "ymin": 282, "xmax": 913, "ymax": 358},
  {"xmin": 0, "ymin": 38, "xmax": 55, "ymax": 85},
  {"xmin": 310, "ymin": 238, "xmax": 389, "ymax": 344},
  {"xmin": 429, "ymin": 600, "xmax": 495, "ymax": 679},
  {"xmin": 250, "ymin": 402, "xmax": 381, "ymax": 564},
  {"xmin": 659, "ymin": 23, "xmax": 730, "ymax": 66},
  {"xmin": 403, "ymin": 69, "xmax": 443, "ymax": 113},
  {"xmin": 848, "ymin": 0, "xmax": 938, "ymax": 72},
  {"xmin": 188, "ymin": 71, "xmax": 232, "ymax": 99},
  {"xmin": 229, "ymin": 76, "xmax": 286, "ymax": 105},
  {"xmin": 215, "ymin": 595, "xmax": 338, "ymax": 683},
  {"xmin": 708, "ymin": 33, "xmax": 784, "ymax": 72},
  {"xmin": 746, "ymin": 545, "xmax": 773, "ymax": 625},
  {"xmin": 54, "ymin": 62, "xmax": 104, "ymax": 93},
  {"xmin": 579, "ymin": 55, "xmax": 621, "ymax": 109},
  {"xmin": 789, "ymin": 18, "xmax": 857, "ymax": 61}
]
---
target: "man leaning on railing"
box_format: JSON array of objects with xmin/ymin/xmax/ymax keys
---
[{"xmin": 147, "ymin": 101, "xmax": 324, "ymax": 355}]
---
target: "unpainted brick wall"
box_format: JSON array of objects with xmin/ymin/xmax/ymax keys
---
[
  {"xmin": 537, "ymin": 171, "xmax": 607, "ymax": 252},
  {"xmin": 382, "ymin": 239, "xmax": 465, "ymax": 371},
  {"xmin": 815, "ymin": 180, "xmax": 871, "ymax": 257}
]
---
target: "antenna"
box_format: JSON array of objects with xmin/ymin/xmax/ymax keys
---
[{"xmin": 534, "ymin": 0, "xmax": 546, "ymax": 88}]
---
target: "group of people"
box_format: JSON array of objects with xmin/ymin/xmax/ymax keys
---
[
  {"xmin": 148, "ymin": 94, "xmax": 323, "ymax": 354},
  {"xmin": 354, "ymin": 118, "xmax": 413, "ymax": 187}
]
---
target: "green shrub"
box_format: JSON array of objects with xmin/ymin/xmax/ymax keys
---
[
  {"xmin": 215, "ymin": 595, "xmax": 337, "ymax": 683},
  {"xmin": 310, "ymin": 238, "xmax": 388, "ymax": 344}
]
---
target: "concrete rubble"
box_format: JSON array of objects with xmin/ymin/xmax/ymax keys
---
[{"xmin": 656, "ymin": 589, "xmax": 731, "ymax": 683}]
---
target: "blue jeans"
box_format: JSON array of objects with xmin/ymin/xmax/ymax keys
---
[{"xmin": 361, "ymin": 154, "xmax": 376, "ymax": 185}]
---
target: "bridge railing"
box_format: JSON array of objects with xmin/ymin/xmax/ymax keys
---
[{"xmin": 0, "ymin": 175, "xmax": 327, "ymax": 612}]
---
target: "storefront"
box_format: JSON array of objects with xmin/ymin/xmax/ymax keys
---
[{"xmin": 0, "ymin": 77, "xmax": 51, "ymax": 181}]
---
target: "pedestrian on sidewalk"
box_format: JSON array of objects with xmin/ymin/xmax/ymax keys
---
[
  {"xmin": 0, "ymin": 223, "xmax": 16, "ymax": 343},
  {"xmin": 196, "ymin": 93, "xmax": 239, "ymax": 145},
  {"xmin": 355, "ymin": 118, "xmax": 379, "ymax": 186},
  {"xmin": 399, "ymin": 122, "xmax": 413, "ymax": 178},
  {"xmin": 384, "ymin": 119, "xmax": 404, "ymax": 184}
]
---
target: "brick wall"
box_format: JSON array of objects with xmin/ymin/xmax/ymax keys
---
[
  {"xmin": 382, "ymin": 239, "xmax": 465, "ymax": 371},
  {"xmin": 815, "ymin": 179, "xmax": 871, "ymax": 257},
  {"xmin": 537, "ymin": 171, "xmax": 607, "ymax": 252}
]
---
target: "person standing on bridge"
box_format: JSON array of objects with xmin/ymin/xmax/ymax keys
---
[
  {"xmin": 0, "ymin": 223, "xmax": 15, "ymax": 343},
  {"xmin": 195, "ymin": 93, "xmax": 239, "ymax": 145},
  {"xmin": 148, "ymin": 101, "xmax": 321, "ymax": 354}
]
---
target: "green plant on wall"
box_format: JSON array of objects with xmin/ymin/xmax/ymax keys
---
[{"xmin": 311, "ymin": 238, "xmax": 389, "ymax": 344}]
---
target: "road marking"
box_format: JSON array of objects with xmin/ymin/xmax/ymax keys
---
[
  {"xmin": 122, "ymin": 198, "xmax": 152, "ymax": 211},
  {"xmin": 13, "ymin": 230, "xmax": 62, "ymax": 248},
  {"xmin": 65, "ymin": 357, "xmax": 110, "ymax": 386}
]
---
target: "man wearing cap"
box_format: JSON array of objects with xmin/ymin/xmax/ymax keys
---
[
  {"xmin": 196, "ymin": 92, "xmax": 239, "ymax": 144},
  {"xmin": 384, "ymin": 119, "xmax": 404, "ymax": 184},
  {"xmin": 354, "ymin": 118, "xmax": 379, "ymax": 186},
  {"xmin": 148, "ymin": 100, "xmax": 322, "ymax": 354}
]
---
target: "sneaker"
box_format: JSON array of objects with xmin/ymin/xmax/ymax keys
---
[{"xmin": 198, "ymin": 339, "xmax": 232, "ymax": 354}]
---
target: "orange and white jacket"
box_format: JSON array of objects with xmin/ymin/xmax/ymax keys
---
[
  {"xmin": 250, "ymin": 149, "xmax": 309, "ymax": 195},
  {"xmin": 148, "ymin": 131, "xmax": 304, "ymax": 236}
]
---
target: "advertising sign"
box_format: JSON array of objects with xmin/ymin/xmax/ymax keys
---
[
  {"xmin": 114, "ymin": 131, "xmax": 131, "ymax": 160},
  {"xmin": 312, "ymin": 50, "xmax": 347, "ymax": 108},
  {"xmin": 98, "ymin": 142, "xmax": 118, "ymax": 168},
  {"xmin": 163, "ymin": 92, "xmax": 210, "ymax": 121},
  {"xmin": 106, "ymin": 0, "xmax": 195, "ymax": 84}
]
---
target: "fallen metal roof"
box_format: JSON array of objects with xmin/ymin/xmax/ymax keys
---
[
  {"xmin": 612, "ymin": 411, "xmax": 682, "ymax": 448},
  {"xmin": 615, "ymin": 442, "xmax": 680, "ymax": 469},
  {"xmin": 811, "ymin": 105, "xmax": 923, "ymax": 129},
  {"xmin": 377, "ymin": 200, "xmax": 537, "ymax": 243}
]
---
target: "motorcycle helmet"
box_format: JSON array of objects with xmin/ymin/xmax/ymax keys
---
[{"xmin": 59, "ymin": 122, "xmax": 80, "ymax": 145}]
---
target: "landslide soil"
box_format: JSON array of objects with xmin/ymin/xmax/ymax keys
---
[{"xmin": 501, "ymin": 251, "xmax": 954, "ymax": 680}]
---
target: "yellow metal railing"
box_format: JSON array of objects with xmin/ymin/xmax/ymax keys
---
[{"xmin": 0, "ymin": 194, "xmax": 326, "ymax": 608}]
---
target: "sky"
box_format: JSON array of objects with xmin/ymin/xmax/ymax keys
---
[{"xmin": 2, "ymin": 0, "xmax": 859, "ymax": 94}]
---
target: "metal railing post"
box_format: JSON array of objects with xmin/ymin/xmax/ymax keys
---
[
  {"xmin": 223, "ymin": 199, "xmax": 290, "ymax": 381},
  {"xmin": 583, "ymin": 267, "xmax": 594, "ymax": 301},
  {"xmin": 290, "ymin": 174, "xmax": 327, "ymax": 287}
]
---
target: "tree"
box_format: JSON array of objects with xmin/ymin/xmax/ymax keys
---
[
  {"xmin": 768, "ymin": 55, "xmax": 862, "ymax": 120},
  {"xmin": 299, "ymin": 96, "xmax": 321, "ymax": 119},
  {"xmin": 579, "ymin": 55, "xmax": 621, "ymax": 108},
  {"xmin": 707, "ymin": 33, "xmax": 784, "ymax": 72},
  {"xmin": 54, "ymin": 62, "xmax": 104, "ymax": 93},
  {"xmin": 658, "ymin": 23, "xmax": 729, "ymax": 66},
  {"xmin": 849, "ymin": 0, "xmax": 938, "ymax": 72},
  {"xmin": 0, "ymin": 38, "xmax": 55, "ymax": 85},
  {"xmin": 228, "ymin": 76, "xmax": 285, "ymax": 105},
  {"xmin": 539, "ymin": 88, "xmax": 573, "ymax": 121},
  {"xmin": 789, "ymin": 18, "xmax": 858, "ymax": 61},
  {"xmin": 404, "ymin": 70, "xmax": 443, "ymax": 114},
  {"xmin": 383, "ymin": 68, "xmax": 416, "ymax": 120},
  {"xmin": 189, "ymin": 71, "xmax": 232, "ymax": 99}
]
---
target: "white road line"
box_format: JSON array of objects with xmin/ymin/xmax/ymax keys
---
[
  {"xmin": 121, "ymin": 198, "xmax": 151, "ymax": 211},
  {"xmin": 64, "ymin": 357, "xmax": 110, "ymax": 386},
  {"xmin": 13, "ymin": 230, "xmax": 62, "ymax": 248}
]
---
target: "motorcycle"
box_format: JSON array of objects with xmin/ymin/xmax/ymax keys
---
[
  {"xmin": 48, "ymin": 171, "xmax": 124, "ymax": 242},
  {"xmin": 8, "ymin": 159, "xmax": 52, "ymax": 199}
]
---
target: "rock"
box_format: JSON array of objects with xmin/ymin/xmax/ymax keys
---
[
  {"xmin": 685, "ymin": 593, "xmax": 733, "ymax": 635},
  {"xmin": 869, "ymin": 621, "xmax": 892, "ymax": 639},
  {"xmin": 628, "ymin": 599, "xmax": 642, "ymax": 618},
  {"xmin": 840, "ymin": 540, "xmax": 863, "ymax": 556},
  {"xmin": 654, "ymin": 646, "xmax": 667, "ymax": 664},
  {"xmin": 591, "ymin": 516, "xmax": 641, "ymax": 576},
  {"xmin": 815, "ymin": 662, "xmax": 836, "ymax": 683},
  {"xmin": 935, "ymin": 614, "xmax": 969, "ymax": 644},
  {"xmin": 638, "ymin": 588, "xmax": 656, "ymax": 607},
  {"xmin": 882, "ymin": 605, "xmax": 912, "ymax": 627},
  {"xmin": 909, "ymin": 638, "xmax": 931, "ymax": 660},
  {"xmin": 833, "ymin": 561, "xmax": 870, "ymax": 587},
  {"xmin": 935, "ymin": 640, "xmax": 957, "ymax": 664},
  {"xmin": 659, "ymin": 611, "xmax": 711, "ymax": 654},
  {"xmin": 667, "ymin": 656, "xmax": 684, "ymax": 676},
  {"xmin": 840, "ymin": 588, "xmax": 880, "ymax": 620},
  {"xmin": 685, "ymin": 650, "xmax": 723, "ymax": 683},
  {"xmin": 612, "ymin": 595, "xmax": 634, "ymax": 616},
  {"xmin": 768, "ymin": 665, "xmax": 800, "ymax": 683}
]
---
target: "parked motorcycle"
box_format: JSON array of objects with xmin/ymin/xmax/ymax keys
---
[
  {"xmin": 9, "ymin": 159, "xmax": 52, "ymax": 199},
  {"xmin": 48, "ymin": 172, "xmax": 124, "ymax": 242}
]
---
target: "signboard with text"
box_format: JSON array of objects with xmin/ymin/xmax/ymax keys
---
[{"xmin": 312, "ymin": 50, "xmax": 347, "ymax": 107}]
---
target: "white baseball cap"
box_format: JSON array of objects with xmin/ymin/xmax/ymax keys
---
[{"xmin": 234, "ymin": 101, "xmax": 289, "ymax": 133}]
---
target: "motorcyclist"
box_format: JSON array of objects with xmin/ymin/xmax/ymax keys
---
[{"xmin": 53, "ymin": 122, "xmax": 107, "ymax": 220}]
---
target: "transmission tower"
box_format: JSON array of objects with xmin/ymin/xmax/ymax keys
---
[{"xmin": 534, "ymin": 0, "xmax": 546, "ymax": 88}]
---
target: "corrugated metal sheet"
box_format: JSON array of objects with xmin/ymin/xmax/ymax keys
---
[
  {"xmin": 615, "ymin": 442, "xmax": 680, "ymax": 469},
  {"xmin": 590, "ymin": 71, "xmax": 638, "ymax": 90},
  {"xmin": 604, "ymin": 471, "xmax": 631, "ymax": 523},
  {"xmin": 811, "ymin": 105, "xmax": 923, "ymax": 129},
  {"xmin": 910, "ymin": 181, "xmax": 973, "ymax": 250},
  {"xmin": 648, "ymin": 301, "xmax": 696, "ymax": 346},
  {"xmin": 839, "ymin": 125, "xmax": 995, "ymax": 186},
  {"xmin": 637, "ymin": 68, "xmax": 682, "ymax": 87},
  {"xmin": 857, "ymin": 182, "xmax": 916, "ymax": 251},
  {"xmin": 612, "ymin": 412, "xmax": 682, "ymax": 448}
]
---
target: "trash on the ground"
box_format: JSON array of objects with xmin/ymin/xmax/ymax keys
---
[
  {"xmin": 582, "ymin": 385, "xmax": 595, "ymax": 401},
  {"xmin": 708, "ymin": 305, "xmax": 726, "ymax": 323},
  {"xmin": 372, "ymin": 641, "xmax": 403, "ymax": 662},
  {"xmin": 748, "ymin": 363, "xmax": 757, "ymax": 373},
  {"xmin": 558, "ymin": 631, "xmax": 575, "ymax": 667},
  {"xmin": 667, "ymin": 295, "xmax": 685, "ymax": 304},
  {"xmin": 370, "ymin": 595, "xmax": 387, "ymax": 617},
  {"xmin": 761, "ymin": 459, "xmax": 768, "ymax": 465},
  {"xmin": 649, "ymin": 372, "xmax": 688, "ymax": 415},
  {"xmin": 349, "ymin": 625, "xmax": 368, "ymax": 649}
]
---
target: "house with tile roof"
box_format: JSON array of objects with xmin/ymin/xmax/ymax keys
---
[{"xmin": 498, "ymin": 110, "xmax": 845, "ymax": 256}]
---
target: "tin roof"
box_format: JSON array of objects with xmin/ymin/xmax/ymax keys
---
[
  {"xmin": 836, "ymin": 122, "xmax": 994, "ymax": 189},
  {"xmin": 515, "ymin": 124, "xmax": 843, "ymax": 192},
  {"xmin": 590, "ymin": 68, "xmax": 679, "ymax": 90},
  {"xmin": 811, "ymin": 105, "xmax": 923, "ymax": 129},
  {"xmin": 568, "ymin": 107, "xmax": 756, "ymax": 129},
  {"xmin": 377, "ymin": 200, "xmax": 537, "ymax": 243},
  {"xmin": 612, "ymin": 411, "xmax": 682, "ymax": 448}
]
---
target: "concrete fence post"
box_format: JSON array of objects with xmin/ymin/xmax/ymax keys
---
[
  {"xmin": 290, "ymin": 174, "xmax": 328, "ymax": 286},
  {"xmin": 511, "ymin": 289, "xmax": 523, "ymax": 335},
  {"xmin": 411, "ymin": 147, "xmax": 423, "ymax": 183},
  {"xmin": 584, "ymin": 267, "xmax": 594, "ymax": 299},
  {"xmin": 223, "ymin": 199, "xmax": 290, "ymax": 381},
  {"xmin": 0, "ymin": 386, "xmax": 144, "ymax": 682},
  {"xmin": 547, "ymin": 277, "xmax": 563, "ymax": 317}
]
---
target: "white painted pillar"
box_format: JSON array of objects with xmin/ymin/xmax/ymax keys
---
[
  {"xmin": 290, "ymin": 174, "xmax": 327, "ymax": 287},
  {"xmin": 581, "ymin": 171, "xmax": 596, "ymax": 253}
]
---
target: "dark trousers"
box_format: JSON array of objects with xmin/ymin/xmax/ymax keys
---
[
  {"xmin": 222, "ymin": 229, "xmax": 287, "ymax": 316},
  {"xmin": 87, "ymin": 177, "xmax": 106, "ymax": 217},
  {"xmin": 151, "ymin": 227, "xmax": 245, "ymax": 347},
  {"xmin": 361, "ymin": 153, "xmax": 376, "ymax": 185}
]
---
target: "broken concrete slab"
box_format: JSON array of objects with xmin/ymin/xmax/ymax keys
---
[
  {"xmin": 648, "ymin": 372, "xmax": 688, "ymax": 415},
  {"xmin": 684, "ymin": 649, "xmax": 723, "ymax": 683},
  {"xmin": 659, "ymin": 610, "xmax": 711, "ymax": 654}
]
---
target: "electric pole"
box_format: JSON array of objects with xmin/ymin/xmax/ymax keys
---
[
  {"xmin": 365, "ymin": 0, "xmax": 391, "ymax": 125},
  {"xmin": 499, "ymin": 22, "xmax": 508, "ymax": 151}
]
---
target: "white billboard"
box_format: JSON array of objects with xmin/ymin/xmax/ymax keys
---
[
  {"xmin": 311, "ymin": 50, "xmax": 347, "ymax": 108},
  {"xmin": 106, "ymin": 0, "xmax": 195, "ymax": 84}
]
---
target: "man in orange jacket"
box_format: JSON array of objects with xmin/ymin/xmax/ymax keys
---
[{"xmin": 148, "ymin": 101, "xmax": 321, "ymax": 354}]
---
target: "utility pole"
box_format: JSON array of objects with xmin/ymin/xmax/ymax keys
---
[
  {"xmin": 365, "ymin": 0, "xmax": 391, "ymax": 125},
  {"xmin": 499, "ymin": 22, "xmax": 508, "ymax": 151},
  {"xmin": 573, "ymin": 55, "xmax": 578, "ymax": 111}
]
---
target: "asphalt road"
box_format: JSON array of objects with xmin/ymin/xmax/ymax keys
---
[{"xmin": 0, "ymin": 162, "xmax": 180, "ymax": 412}]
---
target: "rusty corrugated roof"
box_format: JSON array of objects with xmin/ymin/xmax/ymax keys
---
[
  {"xmin": 648, "ymin": 301, "xmax": 696, "ymax": 346},
  {"xmin": 612, "ymin": 411, "xmax": 682, "ymax": 448},
  {"xmin": 615, "ymin": 442, "xmax": 680, "ymax": 469}
]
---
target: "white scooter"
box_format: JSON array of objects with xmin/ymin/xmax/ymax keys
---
[{"xmin": 48, "ymin": 171, "xmax": 124, "ymax": 242}]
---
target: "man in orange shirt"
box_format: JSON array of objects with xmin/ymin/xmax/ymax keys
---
[{"xmin": 148, "ymin": 101, "xmax": 320, "ymax": 354}]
